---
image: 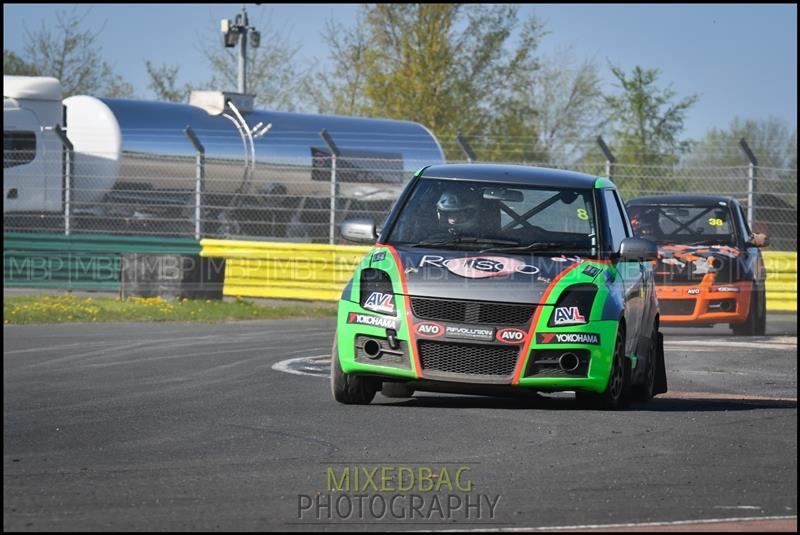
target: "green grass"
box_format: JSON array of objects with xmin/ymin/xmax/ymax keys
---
[{"xmin": 3, "ymin": 294, "xmax": 337, "ymax": 325}]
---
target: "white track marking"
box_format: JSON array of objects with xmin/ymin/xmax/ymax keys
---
[
  {"xmin": 272, "ymin": 354, "xmax": 330, "ymax": 377},
  {"xmin": 665, "ymin": 336, "xmax": 796, "ymax": 351},
  {"xmin": 428, "ymin": 514, "xmax": 797, "ymax": 532}
]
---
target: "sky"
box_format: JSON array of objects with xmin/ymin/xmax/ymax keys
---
[{"xmin": 3, "ymin": 3, "xmax": 797, "ymax": 142}]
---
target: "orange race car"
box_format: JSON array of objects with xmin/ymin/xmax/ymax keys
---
[{"xmin": 626, "ymin": 195, "xmax": 768, "ymax": 335}]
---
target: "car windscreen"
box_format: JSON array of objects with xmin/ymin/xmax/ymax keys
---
[
  {"xmin": 385, "ymin": 178, "xmax": 598, "ymax": 255},
  {"xmin": 627, "ymin": 204, "xmax": 736, "ymax": 245}
]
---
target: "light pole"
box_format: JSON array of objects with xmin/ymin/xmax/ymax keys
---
[{"xmin": 221, "ymin": 5, "xmax": 261, "ymax": 94}]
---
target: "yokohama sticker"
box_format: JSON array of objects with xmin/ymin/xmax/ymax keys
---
[
  {"xmin": 415, "ymin": 322, "xmax": 444, "ymax": 338},
  {"xmin": 537, "ymin": 332, "xmax": 601, "ymax": 345},
  {"xmin": 347, "ymin": 312, "xmax": 399, "ymax": 330},
  {"xmin": 496, "ymin": 327, "xmax": 527, "ymax": 344}
]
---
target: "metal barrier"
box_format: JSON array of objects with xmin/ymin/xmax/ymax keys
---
[
  {"xmin": 200, "ymin": 239, "xmax": 371, "ymax": 301},
  {"xmin": 4, "ymin": 149, "xmax": 796, "ymax": 250},
  {"xmin": 763, "ymin": 251, "xmax": 797, "ymax": 312}
]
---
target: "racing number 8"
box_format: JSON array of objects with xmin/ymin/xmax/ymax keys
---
[
  {"xmin": 576, "ymin": 208, "xmax": 589, "ymax": 221},
  {"xmin": 708, "ymin": 218, "xmax": 724, "ymax": 226}
]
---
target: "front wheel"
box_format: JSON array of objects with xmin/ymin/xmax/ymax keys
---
[
  {"xmin": 631, "ymin": 328, "xmax": 658, "ymax": 403},
  {"xmin": 331, "ymin": 335, "xmax": 378, "ymax": 405},
  {"xmin": 731, "ymin": 283, "xmax": 767, "ymax": 336},
  {"xmin": 576, "ymin": 327, "xmax": 630, "ymax": 410}
]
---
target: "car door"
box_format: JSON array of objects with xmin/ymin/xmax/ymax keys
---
[{"xmin": 602, "ymin": 189, "xmax": 644, "ymax": 356}]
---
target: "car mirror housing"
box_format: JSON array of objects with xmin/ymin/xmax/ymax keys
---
[
  {"xmin": 619, "ymin": 237, "xmax": 658, "ymax": 261},
  {"xmin": 341, "ymin": 218, "xmax": 377, "ymax": 243}
]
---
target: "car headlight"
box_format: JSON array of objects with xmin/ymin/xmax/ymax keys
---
[
  {"xmin": 548, "ymin": 283, "xmax": 598, "ymax": 327},
  {"xmin": 359, "ymin": 268, "xmax": 396, "ymax": 316}
]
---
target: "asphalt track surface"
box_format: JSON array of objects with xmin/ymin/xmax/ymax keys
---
[{"xmin": 4, "ymin": 315, "xmax": 797, "ymax": 531}]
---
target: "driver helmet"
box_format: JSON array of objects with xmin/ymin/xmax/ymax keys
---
[
  {"xmin": 635, "ymin": 209, "xmax": 661, "ymax": 238},
  {"xmin": 436, "ymin": 189, "xmax": 481, "ymax": 233}
]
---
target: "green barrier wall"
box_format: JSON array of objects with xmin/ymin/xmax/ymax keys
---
[{"xmin": 4, "ymin": 233, "xmax": 201, "ymax": 291}]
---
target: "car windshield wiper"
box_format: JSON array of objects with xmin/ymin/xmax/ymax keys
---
[
  {"xmin": 686, "ymin": 239, "xmax": 731, "ymax": 246},
  {"xmin": 479, "ymin": 241, "xmax": 585, "ymax": 253},
  {"xmin": 409, "ymin": 237, "xmax": 520, "ymax": 248}
]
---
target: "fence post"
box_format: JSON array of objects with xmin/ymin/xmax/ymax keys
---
[
  {"xmin": 184, "ymin": 126, "xmax": 206, "ymax": 240},
  {"xmin": 739, "ymin": 138, "xmax": 758, "ymax": 230},
  {"xmin": 456, "ymin": 133, "xmax": 477, "ymax": 163},
  {"xmin": 320, "ymin": 129, "xmax": 341, "ymax": 245},
  {"xmin": 47, "ymin": 125, "xmax": 74, "ymax": 236},
  {"xmin": 596, "ymin": 136, "xmax": 615, "ymax": 182}
]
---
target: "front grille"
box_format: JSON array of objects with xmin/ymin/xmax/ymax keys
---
[
  {"xmin": 660, "ymin": 299, "xmax": 696, "ymax": 316},
  {"xmin": 411, "ymin": 297, "xmax": 534, "ymax": 325},
  {"xmin": 418, "ymin": 340, "xmax": 519, "ymax": 378},
  {"xmin": 525, "ymin": 349, "xmax": 590, "ymax": 378}
]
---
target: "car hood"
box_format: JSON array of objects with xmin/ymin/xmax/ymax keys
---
[
  {"xmin": 383, "ymin": 246, "xmax": 593, "ymax": 304},
  {"xmin": 655, "ymin": 244, "xmax": 740, "ymax": 282}
]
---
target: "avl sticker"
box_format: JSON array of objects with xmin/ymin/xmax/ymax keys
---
[
  {"xmin": 363, "ymin": 292, "xmax": 395, "ymax": 314},
  {"xmin": 552, "ymin": 306, "xmax": 586, "ymax": 325}
]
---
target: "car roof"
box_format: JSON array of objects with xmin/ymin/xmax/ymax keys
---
[
  {"xmin": 419, "ymin": 163, "xmax": 601, "ymax": 189},
  {"xmin": 627, "ymin": 194, "xmax": 738, "ymax": 206}
]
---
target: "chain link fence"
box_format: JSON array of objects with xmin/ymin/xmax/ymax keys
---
[{"xmin": 3, "ymin": 140, "xmax": 797, "ymax": 250}]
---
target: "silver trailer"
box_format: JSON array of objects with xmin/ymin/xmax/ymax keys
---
[{"xmin": 5, "ymin": 76, "xmax": 446, "ymax": 240}]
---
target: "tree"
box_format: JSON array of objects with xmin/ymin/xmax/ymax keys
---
[
  {"xmin": 312, "ymin": 4, "xmax": 547, "ymax": 161},
  {"xmin": 16, "ymin": 6, "xmax": 133, "ymax": 98},
  {"xmin": 679, "ymin": 117, "xmax": 797, "ymax": 213},
  {"xmin": 145, "ymin": 11, "xmax": 309, "ymax": 110},
  {"xmin": 3, "ymin": 49, "xmax": 39, "ymax": 76},
  {"xmin": 200, "ymin": 13, "xmax": 308, "ymax": 111},
  {"xmin": 684, "ymin": 117, "xmax": 796, "ymax": 169},
  {"xmin": 603, "ymin": 65, "xmax": 698, "ymax": 195},
  {"xmin": 145, "ymin": 60, "xmax": 191, "ymax": 103},
  {"xmin": 498, "ymin": 46, "xmax": 605, "ymax": 165},
  {"xmin": 302, "ymin": 17, "xmax": 371, "ymax": 116}
]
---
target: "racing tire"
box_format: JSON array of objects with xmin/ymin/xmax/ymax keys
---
[
  {"xmin": 731, "ymin": 283, "xmax": 767, "ymax": 336},
  {"xmin": 576, "ymin": 327, "xmax": 631, "ymax": 410},
  {"xmin": 631, "ymin": 329, "xmax": 658, "ymax": 403},
  {"xmin": 331, "ymin": 336, "xmax": 378, "ymax": 405},
  {"xmin": 381, "ymin": 382, "xmax": 415, "ymax": 398}
]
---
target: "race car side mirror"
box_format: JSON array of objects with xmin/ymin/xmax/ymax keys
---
[
  {"xmin": 618, "ymin": 237, "xmax": 658, "ymax": 261},
  {"xmin": 341, "ymin": 218, "xmax": 377, "ymax": 243},
  {"xmin": 746, "ymin": 233, "xmax": 769, "ymax": 248}
]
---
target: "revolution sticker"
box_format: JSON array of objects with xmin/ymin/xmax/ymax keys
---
[
  {"xmin": 715, "ymin": 286, "xmax": 740, "ymax": 293},
  {"xmin": 347, "ymin": 312, "xmax": 399, "ymax": 330},
  {"xmin": 444, "ymin": 325, "xmax": 495, "ymax": 341},
  {"xmin": 536, "ymin": 332, "xmax": 600, "ymax": 345}
]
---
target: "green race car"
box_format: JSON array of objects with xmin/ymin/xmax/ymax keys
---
[{"xmin": 332, "ymin": 164, "xmax": 667, "ymax": 409}]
